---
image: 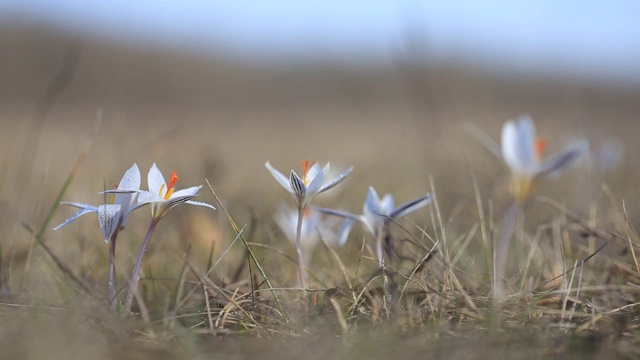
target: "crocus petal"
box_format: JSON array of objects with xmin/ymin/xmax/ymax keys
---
[
  {"xmin": 172, "ymin": 185, "xmax": 202, "ymax": 198},
  {"xmin": 358, "ymin": 214, "xmax": 377, "ymax": 236},
  {"xmin": 185, "ymin": 200, "xmax": 216, "ymax": 210},
  {"xmin": 265, "ymin": 162, "xmax": 293, "ymax": 192},
  {"xmin": 117, "ymin": 163, "xmax": 141, "ymax": 192},
  {"xmin": 148, "ymin": 163, "xmax": 167, "ymax": 196},
  {"xmin": 53, "ymin": 206, "xmax": 97, "ymax": 231},
  {"xmin": 137, "ymin": 191, "xmax": 165, "ymax": 206},
  {"xmin": 290, "ymin": 170, "xmax": 307, "ymax": 201},
  {"xmin": 538, "ymin": 139, "xmax": 588, "ymax": 178},
  {"xmin": 113, "ymin": 163, "xmax": 141, "ymax": 226},
  {"xmin": 301, "ymin": 211, "xmax": 321, "ymax": 239},
  {"xmin": 337, "ymin": 218, "xmax": 355, "ymax": 246},
  {"xmin": 362, "ymin": 187, "xmax": 384, "ymax": 234},
  {"xmin": 163, "ymin": 195, "xmax": 194, "ymax": 208},
  {"xmin": 380, "ymin": 194, "xmax": 394, "ymax": 216},
  {"xmin": 116, "ymin": 203, "xmax": 135, "ymax": 229},
  {"xmin": 97, "ymin": 204, "xmax": 122, "ymax": 240},
  {"xmin": 316, "ymin": 225, "xmax": 339, "ymax": 247},
  {"xmin": 275, "ymin": 205, "xmax": 323, "ymax": 250},
  {"xmin": 318, "ymin": 166, "xmax": 353, "ymax": 194},
  {"xmin": 586, "ymin": 139, "xmax": 623, "ymax": 171},
  {"xmin": 389, "ymin": 194, "xmax": 432, "ymax": 219},
  {"xmin": 363, "ymin": 187, "xmax": 383, "ymax": 216},
  {"xmin": 306, "ymin": 162, "xmax": 324, "ymax": 182},
  {"xmin": 100, "ymin": 189, "xmax": 139, "ymax": 195},
  {"xmin": 314, "ymin": 207, "xmax": 360, "ymax": 221},
  {"xmin": 502, "ymin": 116, "xmax": 536, "ymax": 174},
  {"xmin": 125, "ymin": 202, "xmax": 150, "ymax": 215},
  {"xmin": 275, "ymin": 209, "xmax": 296, "ymax": 240},
  {"xmin": 59, "ymin": 201, "xmax": 98, "ymax": 211},
  {"xmin": 305, "ymin": 167, "xmax": 326, "ymax": 198}
]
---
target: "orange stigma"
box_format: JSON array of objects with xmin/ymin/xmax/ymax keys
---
[
  {"xmin": 301, "ymin": 160, "xmax": 316, "ymax": 182},
  {"xmin": 535, "ymin": 138, "xmax": 546, "ymax": 161},
  {"xmin": 164, "ymin": 170, "xmax": 179, "ymax": 200}
]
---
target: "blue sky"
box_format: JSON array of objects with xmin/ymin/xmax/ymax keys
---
[{"xmin": 3, "ymin": 0, "xmax": 640, "ymax": 85}]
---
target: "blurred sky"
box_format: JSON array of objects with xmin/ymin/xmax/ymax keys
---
[{"xmin": 2, "ymin": 0, "xmax": 640, "ymax": 85}]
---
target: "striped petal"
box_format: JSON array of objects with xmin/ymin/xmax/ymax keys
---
[
  {"xmin": 389, "ymin": 194, "xmax": 432, "ymax": 219},
  {"xmin": 539, "ymin": 139, "xmax": 588, "ymax": 178},
  {"xmin": 290, "ymin": 170, "xmax": 307, "ymax": 202},
  {"xmin": 314, "ymin": 207, "xmax": 360, "ymax": 221}
]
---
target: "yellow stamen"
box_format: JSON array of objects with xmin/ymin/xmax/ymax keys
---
[{"xmin": 109, "ymin": 183, "xmax": 119, "ymax": 204}]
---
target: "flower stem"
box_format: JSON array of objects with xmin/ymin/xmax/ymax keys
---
[
  {"xmin": 375, "ymin": 227, "xmax": 397, "ymax": 316},
  {"xmin": 108, "ymin": 232, "xmax": 118, "ymax": 311},
  {"xmin": 494, "ymin": 201, "xmax": 519, "ymax": 300},
  {"xmin": 295, "ymin": 207, "xmax": 307, "ymax": 291},
  {"xmin": 125, "ymin": 219, "xmax": 158, "ymax": 312},
  {"xmin": 375, "ymin": 228, "xmax": 384, "ymax": 270}
]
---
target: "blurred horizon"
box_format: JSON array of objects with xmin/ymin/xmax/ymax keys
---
[{"xmin": 1, "ymin": 0, "xmax": 639, "ymax": 87}]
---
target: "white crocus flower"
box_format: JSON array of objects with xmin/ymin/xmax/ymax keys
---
[
  {"xmin": 136, "ymin": 163, "xmax": 215, "ymax": 219},
  {"xmin": 54, "ymin": 163, "xmax": 141, "ymax": 241},
  {"xmin": 265, "ymin": 160, "xmax": 353, "ymax": 209},
  {"xmin": 266, "ymin": 160, "xmax": 352, "ymax": 290},
  {"xmin": 55, "ymin": 163, "xmax": 141, "ymax": 309},
  {"xmin": 275, "ymin": 204, "xmax": 337, "ymax": 258},
  {"xmin": 501, "ymin": 115, "xmax": 588, "ymax": 202},
  {"xmin": 317, "ymin": 186, "xmax": 431, "ymax": 268},
  {"xmin": 318, "ymin": 186, "xmax": 432, "ymax": 244},
  {"xmin": 487, "ymin": 115, "xmax": 587, "ymax": 299},
  {"xmin": 119, "ymin": 163, "xmax": 214, "ymax": 312}
]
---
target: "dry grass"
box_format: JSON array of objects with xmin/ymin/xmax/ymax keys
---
[{"xmin": 1, "ymin": 24, "xmax": 640, "ymax": 359}]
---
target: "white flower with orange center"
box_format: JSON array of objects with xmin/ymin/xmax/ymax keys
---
[
  {"xmin": 110, "ymin": 163, "xmax": 215, "ymax": 312},
  {"xmin": 136, "ymin": 163, "xmax": 215, "ymax": 219},
  {"xmin": 265, "ymin": 160, "xmax": 353, "ymax": 209},
  {"xmin": 266, "ymin": 160, "xmax": 352, "ymax": 290},
  {"xmin": 501, "ymin": 115, "xmax": 588, "ymax": 203}
]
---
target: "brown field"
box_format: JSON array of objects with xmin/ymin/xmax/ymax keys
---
[{"xmin": 1, "ymin": 23, "xmax": 640, "ymax": 359}]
